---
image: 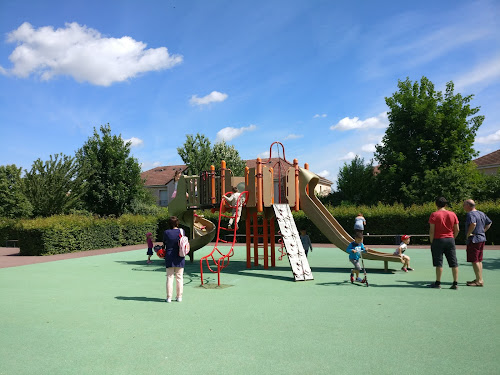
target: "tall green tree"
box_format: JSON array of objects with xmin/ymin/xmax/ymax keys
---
[
  {"xmin": 23, "ymin": 153, "xmax": 83, "ymax": 217},
  {"xmin": 177, "ymin": 133, "xmax": 213, "ymax": 175},
  {"xmin": 76, "ymin": 124, "xmax": 143, "ymax": 216},
  {"xmin": 211, "ymin": 141, "xmax": 246, "ymax": 176},
  {"xmin": 336, "ymin": 156, "xmax": 378, "ymax": 205},
  {"xmin": 375, "ymin": 77, "xmax": 484, "ymax": 204},
  {"xmin": 0, "ymin": 165, "xmax": 32, "ymax": 218}
]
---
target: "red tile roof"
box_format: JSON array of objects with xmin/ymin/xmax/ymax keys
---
[
  {"xmin": 141, "ymin": 165, "xmax": 187, "ymax": 186},
  {"xmin": 473, "ymin": 149, "xmax": 500, "ymax": 167}
]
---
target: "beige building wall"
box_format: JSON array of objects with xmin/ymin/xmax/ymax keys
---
[{"xmin": 477, "ymin": 166, "xmax": 499, "ymax": 175}]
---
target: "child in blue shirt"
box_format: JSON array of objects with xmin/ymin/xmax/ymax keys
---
[
  {"xmin": 300, "ymin": 229, "xmax": 313, "ymax": 257},
  {"xmin": 346, "ymin": 232, "xmax": 367, "ymax": 282}
]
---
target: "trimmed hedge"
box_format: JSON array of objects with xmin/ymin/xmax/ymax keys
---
[
  {"xmin": 11, "ymin": 214, "xmax": 157, "ymax": 256},
  {"xmin": 0, "ymin": 218, "xmax": 18, "ymax": 245}
]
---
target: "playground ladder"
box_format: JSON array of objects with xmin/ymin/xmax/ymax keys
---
[
  {"xmin": 273, "ymin": 204, "xmax": 313, "ymax": 281},
  {"xmin": 200, "ymin": 191, "xmax": 249, "ymax": 286}
]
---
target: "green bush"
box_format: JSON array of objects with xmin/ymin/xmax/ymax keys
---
[
  {"xmin": 0, "ymin": 217, "xmax": 18, "ymax": 245},
  {"xmin": 15, "ymin": 214, "xmax": 159, "ymax": 256},
  {"xmin": 118, "ymin": 214, "xmax": 157, "ymax": 245}
]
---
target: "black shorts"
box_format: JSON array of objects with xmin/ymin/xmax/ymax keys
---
[
  {"xmin": 147, "ymin": 248, "xmax": 153, "ymax": 255},
  {"xmin": 431, "ymin": 238, "xmax": 458, "ymax": 268}
]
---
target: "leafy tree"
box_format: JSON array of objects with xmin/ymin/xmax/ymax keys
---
[
  {"xmin": 211, "ymin": 141, "xmax": 246, "ymax": 176},
  {"xmin": 0, "ymin": 164, "xmax": 32, "ymax": 218},
  {"xmin": 472, "ymin": 169, "xmax": 500, "ymax": 201},
  {"xmin": 336, "ymin": 156, "xmax": 378, "ymax": 205},
  {"xmin": 375, "ymin": 77, "xmax": 484, "ymax": 204},
  {"xmin": 76, "ymin": 124, "xmax": 143, "ymax": 216},
  {"xmin": 177, "ymin": 133, "xmax": 212, "ymax": 175},
  {"xmin": 413, "ymin": 161, "xmax": 483, "ymax": 203},
  {"xmin": 23, "ymin": 153, "xmax": 83, "ymax": 217}
]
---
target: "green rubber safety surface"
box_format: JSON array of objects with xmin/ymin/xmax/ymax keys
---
[{"xmin": 1, "ymin": 246, "xmax": 499, "ymax": 375}]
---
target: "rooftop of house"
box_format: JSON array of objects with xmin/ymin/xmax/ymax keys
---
[
  {"xmin": 141, "ymin": 158, "xmax": 333, "ymax": 186},
  {"xmin": 141, "ymin": 165, "xmax": 187, "ymax": 186},
  {"xmin": 473, "ymin": 149, "xmax": 500, "ymax": 168}
]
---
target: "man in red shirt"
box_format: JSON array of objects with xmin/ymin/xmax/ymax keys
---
[{"xmin": 428, "ymin": 197, "xmax": 460, "ymax": 289}]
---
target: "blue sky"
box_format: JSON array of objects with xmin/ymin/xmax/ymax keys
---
[{"xmin": 1, "ymin": 0, "xmax": 499, "ymax": 187}]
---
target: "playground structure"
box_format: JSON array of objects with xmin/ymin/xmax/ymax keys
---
[{"xmin": 168, "ymin": 142, "xmax": 403, "ymax": 285}]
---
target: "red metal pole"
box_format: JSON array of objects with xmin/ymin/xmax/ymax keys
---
[
  {"xmin": 263, "ymin": 217, "xmax": 268, "ymax": 269},
  {"xmin": 253, "ymin": 211, "xmax": 259, "ymax": 266},
  {"xmin": 270, "ymin": 218, "xmax": 276, "ymax": 267},
  {"xmin": 246, "ymin": 209, "xmax": 251, "ymax": 268}
]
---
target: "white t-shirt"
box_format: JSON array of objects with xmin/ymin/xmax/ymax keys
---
[{"xmin": 393, "ymin": 242, "xmax": 407, "ymax": 256}]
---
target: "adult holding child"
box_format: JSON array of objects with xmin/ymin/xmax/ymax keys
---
[
  {"xmin": 428, "ymin": 197, "xmax": 460, "ymax": 289},
  {"xmin": 163, "ymin": 216, "xmax": 185, "ymax": 302},
  {"xmin": 463, "ymin": 199, "xmax": 492, "ymax": 287}
]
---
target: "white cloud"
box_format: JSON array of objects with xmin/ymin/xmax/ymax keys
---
[
  {"xmin": 313, "ymin": 114, "xmax": 327, "ymax": 118},
  {"xmin": 0, "ymin": 66, "xmax": 7, "ymax": 76},
  {"xmin": 317, "ymin": 170, "xmax": 330, "ymax": 178},
  {"xmin": 361, "ymin": 143, "xmax": 376, "ymax": 152},
  {"xmin": 124, "ymin": 137, "xmax": 144, "ymax": 147},
  {"xmin": 339, "ymin": 152, "xmax": 357, "ymax": 161},
  {"xmin": 476, "ymin": 130, "xmax": 500, "ymax": 144},
  {"xmin": 3, "ymin": 22, "xmax": 183, "ymax": 86},
  {"xmin": 284, "ymin": 133, "xmax": 303, "ymax": 140},
  {"xmin": 455, "ymin": 56, "xmax": 500, "ymax": 90},
  {"xmin": 331, "ymin": 112, "xmax": 388, "ymax": 131},
  {"xmin": 216, "ymin": 124, "xmax": 256, "ymax": 142},
  {"xmin": 190, "ymin": 91, "xmax": 228, "ymax": 106}
]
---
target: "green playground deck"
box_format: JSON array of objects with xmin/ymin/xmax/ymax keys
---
[{"xmin": 1, "ymin": 245, "xmax": 499, "ymax": 375}]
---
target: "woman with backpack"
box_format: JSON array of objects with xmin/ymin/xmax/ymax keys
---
[{"xmin": 163, "ymin": 216, "xmax": 186, "ymax": 303}]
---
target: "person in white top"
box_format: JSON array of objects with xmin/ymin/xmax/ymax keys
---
[
  {"xmin": 223, "ymin": 187, "xmax": 244, "ymax": 230},
  {"xmin": 393, "ymin": 235, "xmax": 413, "ymax": 272}
]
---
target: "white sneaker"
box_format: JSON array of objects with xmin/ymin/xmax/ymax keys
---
[
  {"xmin": 176, "ymin": 297, "xmax": 182, "ymax": 302},
  {"xmin": 166, "ymin": 298, "xmax": 172, "ymax": 303}
]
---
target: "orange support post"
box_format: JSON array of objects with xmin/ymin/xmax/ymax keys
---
[
  {"xmin": 256, "ymin": 157, "xmax": 263, "ymax": 212},
  {"xmin": 253, "ymin": 211, "xmax": 259, "ymax": 266},
  {"xmin": 246, "ymin": 210, "xmax": 251, "ymax": 268},
  {"xmin": 294, "ymin": 158, "xmax": 299, "ymax": 212},
  {"xmin": 245, "ymin": 166, "xmax": 249, "ymax": 186},
  {"xmin": 270, "ymin": 219, "xmax": 276, "ymax": 267},
  {"xmin": 221, "ymin": 160, "xmax": 226, "ymax": 194},
  {"xmin": 263, "ymin": 217, "xmax": 269, "ymax": 269},
  {"xmin": 210, "ymin": 165, "xmax": 216, "ymax": 204},
  {"xmin": 304, "ymin": 163, "xmax": 309, "ymax": 196}
]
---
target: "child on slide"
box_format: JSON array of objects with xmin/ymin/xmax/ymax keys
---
[
  {"xmin": 394, "ymin": 235, "xmax": 413, "ymax": 272},
  {"xmin": 346, "ymin": 232, "xmax": 367, "ymax": 282}
]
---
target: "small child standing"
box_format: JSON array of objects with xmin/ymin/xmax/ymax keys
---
[
  {"xmin": 300, "ymin": 229, "xmax": 313, "ymax": 257},
  {"xmin": 146, "ymin": 232, "xmax": 154, "ymax": 264},
  {"xmin": 346, "ymin": 232, "xmax": 367, "ymax": 282},
  {"xmin": 394, "ymin": 234, "xmax": 413, "ymax": 272}
]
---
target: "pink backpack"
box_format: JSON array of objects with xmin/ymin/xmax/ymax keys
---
[{"xmin": 178, "ymin": 228, "xmax": 190, "ymax": 257}]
